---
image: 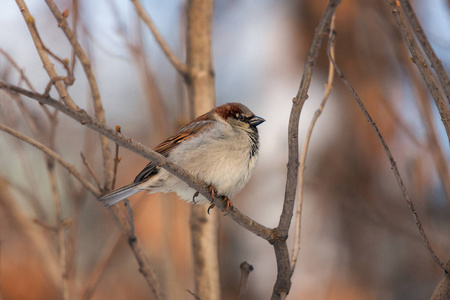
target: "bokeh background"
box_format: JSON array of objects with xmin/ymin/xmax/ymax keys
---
[{"xmin": 0, "ymin": 0, "xmax": 449, "ymax": 299}]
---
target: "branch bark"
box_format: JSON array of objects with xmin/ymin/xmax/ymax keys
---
[
  {"xmin": 44, "ymin": 0, "xmax": 114, "ymax": 190},
  {"xmin": 15, "ymin": 0, "xmax": 78, "ymax": 110},
  {"xmin": 184, "ymin": 1, "xmax": 220, "ymax": 299},
  {"xmin": 130, "ymin": 0, "xmax": 188, "ymax": 77},
  {"xmin": 328, "ymin": 31, "xmax": 449, "ymax": 274},
  {"xmin": 385, "ymin": 0, "xmax": 450, "ymax": 144},
  {"xmin": 290, "ymin": 15, "xmax": 336, "ymax": 275},
  {"xmin": 271, "ymin": 1, "xmax": 340, "ymax": 299},
  {"xmin": 398, "ymin": 0, "xmax": 450, "ymax": 105},
  {"xmin": 0, "ymin": 124, "xmax": 100, "ymax": 196}
]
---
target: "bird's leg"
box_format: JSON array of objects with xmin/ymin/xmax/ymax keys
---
[
  {"xmin": 192, "ymin": 191, "xmax": 199, "ymax": 204},
  {"xmin": 206, "ymin": 184, "xmax": 217, "ymax": 214},
  {"xmin": 223, "ymin": 196, "xmax": 233, "ymax": 216},
  {"xmin": 208, "ymin": 184, "xmax": 216, "ymax": 201}
]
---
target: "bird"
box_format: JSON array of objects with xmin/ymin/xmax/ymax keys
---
[{"xmin": 99, "ymin": 102, "xmax": 265, "ymax": 211}]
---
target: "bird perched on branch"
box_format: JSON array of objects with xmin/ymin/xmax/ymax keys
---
[{"xmin": 99, "ymin": 102, "xmax": 265, "ymax": 211}]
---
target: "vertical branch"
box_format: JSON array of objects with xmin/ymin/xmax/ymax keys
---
[
  {"xmin": 398, "ymin": 0, "xmax": 450, "ymax": 104},
  {"xmin": 185, "ymin": 1, "xmax": 220, "ymax": 300},
  {"xmin": 44, "ymin": 0, "xmax": 114, "ymax": 190},
  {"xmin": 385, "ymin": 0, "xmax": 450, "ymax": 143},
  {"xmin": 290, "ymin": 15, "xmax": 336, "ymax": 275},
  {"xmin": 130, "ymin": 0, "xmax": 188, "ymax": 77},
  {"xmin": 48, "ymin": 164, "xmax": 70, "ymax": 300},
  {"xmin": 271, "ymin": 1, "xmax": 340, "ymax": 299},
  {"xmin": 14, "ymin": 0, "xmax": 79, "ymax": 110}
]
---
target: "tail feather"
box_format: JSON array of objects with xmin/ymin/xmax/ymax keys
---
[{"xmin": 99, "ymin": 182, "xmax": 143, "ymax": 206}]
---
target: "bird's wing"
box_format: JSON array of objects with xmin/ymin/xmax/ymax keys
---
[{"xmin": 133, "ymin": 119, "xmax": 215, "ymax": 183}]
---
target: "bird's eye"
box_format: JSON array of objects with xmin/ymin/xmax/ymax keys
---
[{"xmin": 236, "ymin": 114, "xmax": 245, "ymax": 121}]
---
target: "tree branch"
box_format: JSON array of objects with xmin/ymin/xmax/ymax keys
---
[
  {"xmin": 14, "ymin": 0, "xmax": 78, "ymax": 110},
  {"xmin": 327, "ymin": 31, "xmax": 449, "ymax": 274},
  {"xmin": 398, "ymin": 0, "xmax": 450, "ymax": 105},
  {"xmin": 271, "ymin": 1, "xmax": 340, "ymax": 298},
  {"xmin": 130, "ymin": 0, "xmax": 188, "ymax": 77},
  {"xmin": 44, "ymin": 0, "xmax": 114, "ymax": 190},
  {"xmin": 0, "ymin": 123, "xmax": 100, "ymax": 196},
  {"xmin": 291, "ymin": 15, "xmax": 336, "ymax": 276},
  {"xmin": 385, "ymin": 0, "xmax": 450, "ymax": 144}
]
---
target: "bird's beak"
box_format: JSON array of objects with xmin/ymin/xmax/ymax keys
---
[{"xmin": 249, "ymin": 116, "xmax": 265, "ymax": 127}]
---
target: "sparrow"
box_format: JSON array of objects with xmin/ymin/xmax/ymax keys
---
[{"xmin": 99, "ymin": 103, "xmax": 265, "ymax": 210}]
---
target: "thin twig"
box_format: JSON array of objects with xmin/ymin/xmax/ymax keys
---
[
  {"xmin": 0, "ymin": 48, "xmax": 36, "ymax": 92},
  {"xmin": 33, "ymin": 219, "xmax": 58, "ymax": 232},
  {"xmin": 398, "ymin": 0, "xmax": 450, "ymax": 105},
  {"xmin": 271, "ymin": 1, "xmax": 340, "ymax": 298},
  {"xmin": 80, "ymin": 230, "xmax": 122, "ymax": 300},
  {"xmin": 327, "ymin": 31, "xmax": 449, "ymax": 274},
  {"xmin": 107, "ymin": 205, "xmax": 164, "ymax": 300},
  {"xmin": 14, "ymin": 0, "xmax": 79, "ymax": 110},
  {"xmin": 290, "ymin": 15, "xmax": 336, "ymax": 276},
  {"xmin": 0, "ymin": 123, "xmax": 100, "ymax": 196},
  {"xmin": 48, "ymin": 161, "xmax": 70, "ymax": 300},
  {"xmin": 44, "ymin": 0, "xmax": 114, "ymax": 191},
  {"xmin": 80, "ymin": 152, "xmax": 103, "ymax": 192},
  {"xmin": 237, "ymin": 262, "xmax": 254, "ymax": 300},
  {"xmin": 385, "ymin": 0, "xmax": 450, "ymax": 143},
  {"xmin": 130, "ymin": 0, "xmax": 188, "ymax": 77},
  {"xmin": 111, "ymin": 125, "xmax": 122, "ymax": 191}
]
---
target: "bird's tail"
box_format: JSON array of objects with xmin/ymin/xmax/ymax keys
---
[{"xmin": 99, "ymin": 182, "xmax": 143, "ymax": 206}]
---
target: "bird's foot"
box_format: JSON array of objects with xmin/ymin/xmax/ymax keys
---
[
  {"xmin": 208, "ymin": 184, "xmax": 216, "ymax": 201},
  {"xmin": 207, "ymin": 197, "xmax": 233, "ymax": 216},
  {"xmin": 223, "ymin": 196, "xmax": 233, "ymax": 216}
]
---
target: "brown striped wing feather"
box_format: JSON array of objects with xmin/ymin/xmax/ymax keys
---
[{"xmin": 133, "ymin": 115, "xmax": 215, "ymax": 183}]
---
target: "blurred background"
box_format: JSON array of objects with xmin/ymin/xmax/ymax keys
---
[{"xmin": 0, "ymin": 0, "xmax": 449, "ymax": 299}]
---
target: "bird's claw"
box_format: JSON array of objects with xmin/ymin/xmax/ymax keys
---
[
  {"xmin": 208, "ymin": 184, "xmax": 216, "ymax": 201},
  {"xmin": 207, "ymin": 197, "xmax": 233, "ymax": 216},
  {"xmin": 207, "ymin": 204, "xmax": 215, "ymax": 215},
  {"xmin": 192, "ymin": 191, "xmax": 199, "ymax": 204}
]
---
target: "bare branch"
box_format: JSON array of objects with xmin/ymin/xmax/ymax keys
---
[
  {"xmin": 44, "ymin": 0, "xmax": 114, "ymax": 189},
  {"xmin": 278, "ymin": 0, "xmax": 340, "ymax": 237},
  {"xmin": 80, "ymin": 152, "xmax": 103, "ymax": 192},
  {"xmin": 327, "ymin": 31, "xmax": 449, "ymax": 274},
  {"xmin": 111, "ymin": 125, "xmax": 122, "ymax": 191},
  {"xmin": 0, "ymin": 123, "xmax": 100, "ymax": 196},
  {"xmin": 271, "ymin": 1, "xmax": 340, "ymax": 298},
  {"xmin": 48, "ymin": 165, "xmax": 70, "ymax": 300},
  {"xmin": 291, "ymin": 15, "xmax": 336, "ymax": 275},
  {"xmin": 385, "ymin": 0, "xmax": 450, "ymax": 143},
  {"xmin": 0, "ymin": 48, "xmax": 36, "ymax": 92},
  {"xmin": 108, "ymin": 205, "xmax": 164, "ymax": 300},
  {"xmin": 398, "ymin": 0, "xmax": 450, "ymax": 105},
  {"xmin": 130, "ymin": 0, "xmax": 188, "ymax": 77},
  {"xmin": 14, "ymin": 0, "xmax": 78, "ymax": 110},
  {"xmin": 80, "ymin": 230, "xmax": 121, "ymax": 300}
]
